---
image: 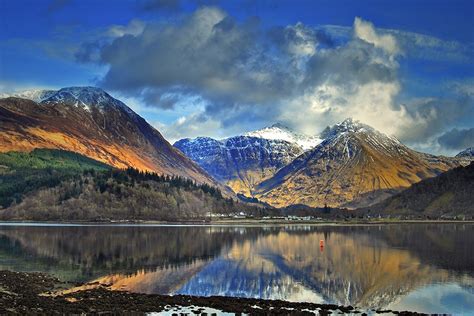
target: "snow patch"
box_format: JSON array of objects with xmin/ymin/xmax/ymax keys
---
[{"xmin": 244, "ymin": 123, "xmax": 322, "ymax": 150}]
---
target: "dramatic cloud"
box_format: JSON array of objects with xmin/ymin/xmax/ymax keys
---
[
  {"xmin": 438, "ymin": 128, "xmax": 474, "ymax": 151},
  {"xmin": 96, "ymin": 6, "xmax": 314, "ymax": 116},
  {"xmin": 74, "ymin": 7, "xmax": 473, "ymax": 154},
  {"xmin": 75, "ymin": 20, "xmax": 145, "ymax": 63}
]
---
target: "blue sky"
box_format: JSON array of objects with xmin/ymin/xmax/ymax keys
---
[{"xmin": 0, "ymin": 0, "xmax": 473, "ymax": 154}]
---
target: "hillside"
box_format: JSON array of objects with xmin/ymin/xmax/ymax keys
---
[
  {"xmin": 0, "ymin": 87, "xmax": 216, "ymax": 186},
  {"xmin": 254, "ymin": 119, "xmax": 464, "ymax": 208},
  {"xmin": 0, "ymin": 149, "xmax": 110, "ymax": 208},
  {"xmin": 0, "ymin": 164, "xmax": 270, "ymax": 221},
  {"xmin": 367, "ymin": 162, "xmax": 474, "ymax": 217}
]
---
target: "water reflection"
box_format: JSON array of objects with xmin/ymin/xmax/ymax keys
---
[{"xmin": 0, "ymin": 224, "xmax": 473, "ymax": 313}]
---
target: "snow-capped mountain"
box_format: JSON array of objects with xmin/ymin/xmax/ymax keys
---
[
  {"xmin": 255, "ymin": 118, "xmax": 464, "ymax": 208},
  {"xmin": 456, "ymin": 147, "xmax": 474, "ymax": 158},
  {"xmin": 0, "ymin": 86, "xmax": 216, "ymax": 185},
  {"xmin": 244, "ymin": 123, "xmax": 322, "ymax": 150},
  {"xmin": 3, "ymin": 87, "xmax": 136, "ymax": 116},
  {"xmin": 173, "ymin": 123, "xmax": 322, "ymax": 195},
  {"xmin": 174, "ymin": 134, "xmax": 303, "ymax": 195},
  {"xmin": 175, "ymin": 118, "xmax": 467, "ymax": 204},
  {"xmin": 41, "ymin": 87, "xmax": 136, "ymax": 115}
]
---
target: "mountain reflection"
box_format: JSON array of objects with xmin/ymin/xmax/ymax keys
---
[{"xmin": 0, "ymin": 224, "xmax": 473, "ymax": 310}]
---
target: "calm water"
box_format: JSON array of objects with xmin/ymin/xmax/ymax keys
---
[{"xmin": 0, "ymin": 223, "xmax": 473, "ymax": 314}]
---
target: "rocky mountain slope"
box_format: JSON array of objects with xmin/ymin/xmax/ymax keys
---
[
  {"xmin": 0, "ymin": 87, "xmax": 215, "ymax": 185},
  {"xmin": 174, "ymin": 124, "xmax": 317, "ymax": 195},
  {"xmin": 368, "ymin": 162, "xmax": 474, "ymax": 217},
  {"xmin": 254, "ymin": 119, "xmax": 465, "ymax": 208}
]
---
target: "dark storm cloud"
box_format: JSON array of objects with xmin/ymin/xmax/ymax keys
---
[{"xmin": 438, "ymin": 128, "xmax": 474, "ymax": 150}]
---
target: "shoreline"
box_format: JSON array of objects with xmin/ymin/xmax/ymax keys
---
[
  {"xmin": 0, "ymin": 218, "xmax": 473, "ymax": 226},
  {"xmin": 0, "ymin": 270, "xmax": 423, "ymax": 315}
]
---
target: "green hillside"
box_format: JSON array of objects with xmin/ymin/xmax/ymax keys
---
[
  {"xmin": 0, "ymin": 149, "xmax": 110, "ymax": 208},
  {"xmin": 0, "ymin": 149, "xmax": 271, "ymax": 221}
]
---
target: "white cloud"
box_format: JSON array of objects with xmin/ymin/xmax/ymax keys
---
[
  {"xmin": 107, "ymin": 19, "xmax": 145, "ymax": 38},
  {"xmin": 279, "ymin": 81, "xmax": 407, "ymax": 137},
  {"xmin": 157, "ymin": 111, "xmax": 224, "ymax": 143},
  {"xmin": 354, "ymin": 17, "xmax": 400, "ymax": 56}
]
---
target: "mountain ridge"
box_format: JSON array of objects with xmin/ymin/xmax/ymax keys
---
[
  {"xmin": 254, "ymin": 118, "xmax": 465, "ymax": 208},
  {"xmin": 175, "ymin": 118, "xmax": 469, "ymax": 208},
  {"xmin": 0, "ymin": 87, "xmax": 217, "ymax": 186},
  {"xmin": 174, "ymin": 134, "xmax": 304, "ymax": 195}
]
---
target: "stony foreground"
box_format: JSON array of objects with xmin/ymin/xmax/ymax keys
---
[{"xmin": 0, "ymin": 270, "xmax": 424, "ymax": 315}]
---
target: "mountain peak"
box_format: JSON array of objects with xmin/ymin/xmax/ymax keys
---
[
  {"xmin": 42, "ymin": 86, "xmax": 111, "ymax": 105},
  {"xmin": 57, "ymin": 86, "xmax": 107, "ymax": 95},
  {"xmin": 320, "ymin": 118, "xmax": 377, "ymax": 139},
  {"xmin": 336, "ymin": 118, "xmax": 372, "ymax": 132},
  {"xmin": 269, "ymin": 122, "xmax": 290, "ymax": 130},
  {"xmin": 40, "ymin": 86, "xmax": 135, "ymax": 115}
]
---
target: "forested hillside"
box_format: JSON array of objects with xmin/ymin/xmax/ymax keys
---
[
  {"xmin": 0, "ymin": 162, "xmax": 270, "ymax": 221},
  {"xmin": 0, "ymin": 149, "xmax": 110, "ymax": 208}
]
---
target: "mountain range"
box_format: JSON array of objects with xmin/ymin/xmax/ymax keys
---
[
  {"xmin": 1, "ymin": 86, "xmax": 472, "ymax": 213},
  {"xmin": 174, "ymin": 124, "xmax": 318, "ymax": 195},
  {"xmin": 0, "ymin": 87, "xmax": 215, "ymax": 186},
  {"xmin": 175, "ymin": 118, "xmax": 470, "ymax": 208}
]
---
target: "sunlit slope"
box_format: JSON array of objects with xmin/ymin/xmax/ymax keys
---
[
  {"xmin": 256, "ymin": 119, "xmax": 463, "ymax": 208},
  {"xmin": 370, "ymin": 162, "xmax": 474, "ymax": 216},
  {"xmin": 0, "ymin": 87, "xmax": 216, "ymax": 185}
]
